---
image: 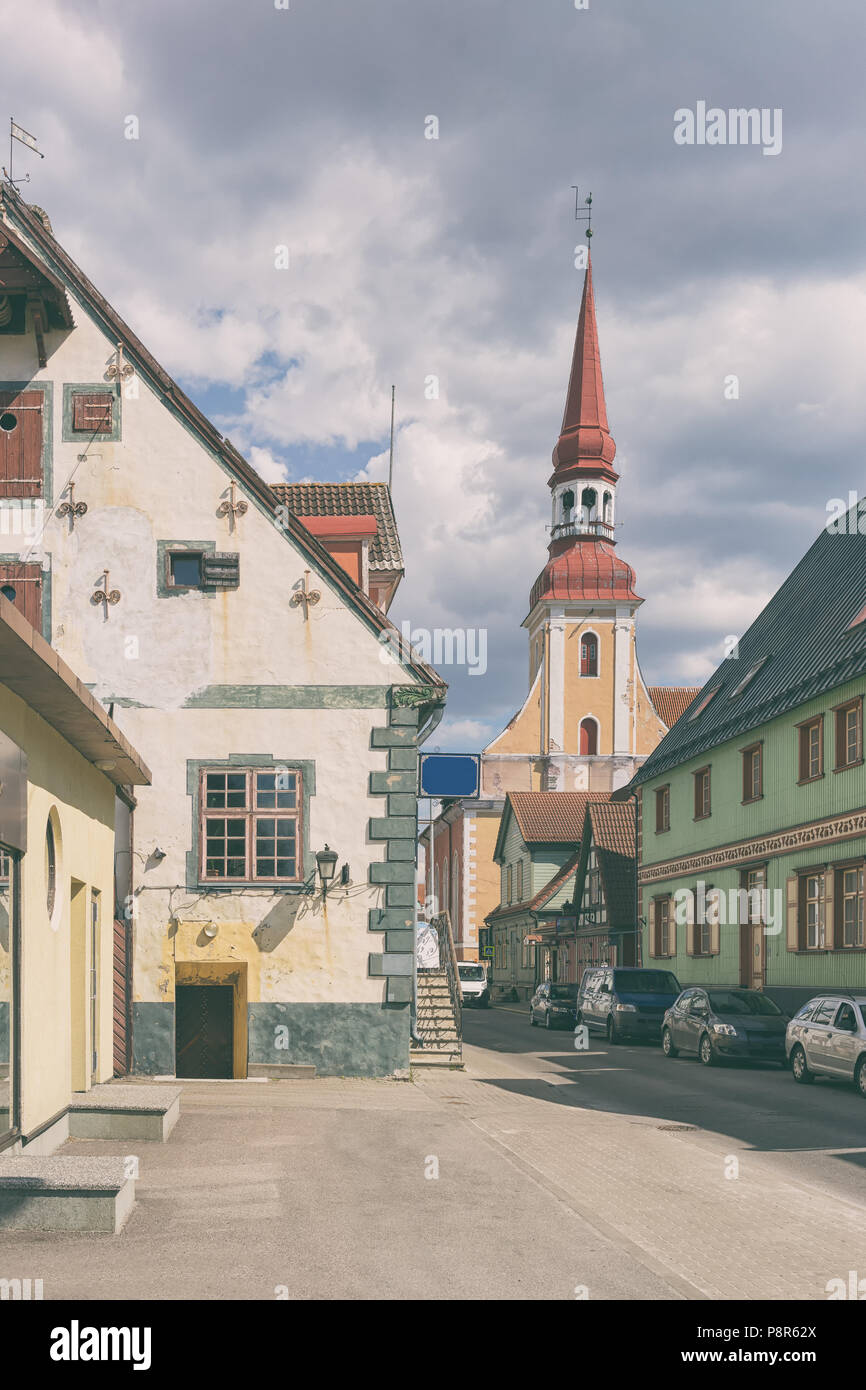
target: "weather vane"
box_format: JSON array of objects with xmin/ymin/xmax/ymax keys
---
[
  {"xmin": 3, "ymin": 119, "xmax": 44, "ymax": 188},
  {"xmin": 572, "ymin": 186, "xmax": 593, "ymax": 240}
]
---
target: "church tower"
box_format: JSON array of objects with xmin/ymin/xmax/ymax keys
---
[{"xmin": 483, "ymin": 253, "xmax": 693, "ymax": 794}]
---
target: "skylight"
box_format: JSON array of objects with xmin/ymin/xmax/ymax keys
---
[
  {"xmin": 729, "ymin": 657, "xmax": 768, "ymax": 699},
  {"xmin": 687, "ymin": 687, "xmax": 720, "ymax": 721}
]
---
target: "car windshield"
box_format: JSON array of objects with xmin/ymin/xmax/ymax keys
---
[
  {"xmin": 614, "ymin": 971, "xmax": 680, "ymax": 994},
  {"xmin": 707, "ymin": 990, "xmax": 782, "ymax": 1016},
  {"xmin": 550, "ymin": 985, "xmax": 577, "ymax": 1001},
  {"xmin": 459, "ymin": 965, "xmax": 486, "ymax": 981}
]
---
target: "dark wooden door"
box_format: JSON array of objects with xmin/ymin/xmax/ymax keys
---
[
  {"xmin": 112, "ymin": 918, "xmax": 130, "ymax": 1076},
  {"xmin": 0, "ymin": 390, "xmax": 43, "ymax": 498},
  {"xmin": 175, "ymin": 985, "xmax": 234, "ymax": 1078},
  {"xmin": 0, "ymin": 561, "xmax": 43, "ymax": 629}
]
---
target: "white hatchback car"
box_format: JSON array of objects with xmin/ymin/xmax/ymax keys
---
[{"xmin": 786, "ymin": 994, "xmax": 866, "ymax": 1098}]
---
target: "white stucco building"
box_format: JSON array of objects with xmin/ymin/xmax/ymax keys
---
[{"xmin": 0, "ymin": 185, "xmax": 445, "ymax": 1078}]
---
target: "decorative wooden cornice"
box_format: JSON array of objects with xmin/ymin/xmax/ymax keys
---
[{"xmin": 639, "ymin": 806, "xmax": 866, "ymax": 884}]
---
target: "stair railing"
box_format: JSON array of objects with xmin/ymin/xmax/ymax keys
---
[{"xmin": 433, "ymin": 909, "xmax": 462, "ymax": 1045}]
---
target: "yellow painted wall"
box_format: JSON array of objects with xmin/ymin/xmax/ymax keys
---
[
  {"xmin": 563, "ymin": 620, "xmax": 616, "ymax": 754},
  {"xmin": 471, "ymin": 812, "xmax": 502, "ymax": 949},
  {"xmin": 0, "ymin": 684, "xmax": 116, "ymax": 1138}
]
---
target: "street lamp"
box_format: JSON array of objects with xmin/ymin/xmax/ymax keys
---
[{"xmin": 315, "ymin": 844, "xmax": 339, "ymax": 897}]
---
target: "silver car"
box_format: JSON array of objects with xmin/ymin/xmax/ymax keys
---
[{"xmin": 786, "ymin": 994, "xmax": 866, "ymax": 1098}]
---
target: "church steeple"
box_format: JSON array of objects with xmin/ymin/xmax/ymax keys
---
[{"xmin": 550, "ymin": 252, "xmax": 617, "ymax": 487}]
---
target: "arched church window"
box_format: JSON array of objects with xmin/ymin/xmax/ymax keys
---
[
  {"xmin": 582, "ymin": 487, "xmax": 598, "ymax": 523},
  {"xmin": 603, "ymin": 492, "xmax": 612, "ymax": 524},
  {"xmin": 579, "ymin": 717, "xmax": 599, "ymax": 755},
  {"xmin": 580, "ymin": 633, "xmax": 598, "ymax": 677},
  {"xmin": 562, "ymin": 489, "xmax": 574, "ymax": 521}
]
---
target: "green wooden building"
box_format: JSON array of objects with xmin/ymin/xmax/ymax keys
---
[{"xmin": 622, "ymin": 508, "xmax": 866, "ymax": 1014}]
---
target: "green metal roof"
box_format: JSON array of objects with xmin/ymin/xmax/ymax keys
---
[{"xmin": 626, "ymin": 507, "xmax": 866, "ymax": 790}]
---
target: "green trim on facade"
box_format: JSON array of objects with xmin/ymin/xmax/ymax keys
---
[
  {"xmin": 368, "ymin": 907, "xmax": 415, "ymax": 933},
  {"xmin": 371, "ymin": 725, "xmax": 417, "ymax": 748},
  {"xmin": 0, "ymin": 380, "xmax": 53, "ymax": 504},
  {"xmin": 156, "ymin": 539, "xmax": 216, "ymax": 599},
  {"xmin": 61, "ymin": 382, "xmax": 122, "ymax": 444},
  {"xmin": 184, "ymin": 755, "xmax": 316, "ymax": 891},
  {"xmin": 366, "ymin": 694, "xmax": 421, "ymax": 999},
  {"xmin": 184, "ymin": 684, "xmax": 391, "ymax": 709}
]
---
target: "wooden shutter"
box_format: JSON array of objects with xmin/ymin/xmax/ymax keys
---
[
  {"xmin": 0, "ymin": 389, "xmax": 43, "ymax": 498},
  {"xmin": 0, "ymin": 560, "xmax": 43, "ymax": 629},
  {"xmin": 786, "ymin": 875, "xmax": 799, "ymax": 951},
  {"xmin": 112, "ymin": 917, "xmax": 131, "ymax": 1076},
  {"xmin": 823, "ymin": 869, "xmax": 834, "ymax": 950},
  {"xmin": 72, "ymin": 391, "xmax": 113, "ymax": 434},
  {"xmin": 201, "ymin": 551, "xmax": 240, "ymax": 590}
]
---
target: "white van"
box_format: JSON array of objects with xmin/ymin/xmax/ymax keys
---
[{"xmin": 457, "ymin": 962, "xmax": 490, "ymax": 1008}]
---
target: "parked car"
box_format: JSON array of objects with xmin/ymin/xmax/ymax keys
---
[
  {"xmin": 529, "ymin": 981, "xmax": 578, "ymax": 1029},
  {"xmin": 786, "ymin": 994, "xmax": 866, "ymax": 1097},
  {"xmin": 662, "ymin": 987, "xmax": 788, "ymax": 1066},
  {"xmin": 577, "ymin": 966, "xmax": 681, "ymax": 1043},
  {"xmin": 458, "ymin": 961, "xmax": 490, "ymax": 1008}
]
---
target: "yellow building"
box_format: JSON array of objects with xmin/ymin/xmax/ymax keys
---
[{"xmin": 0, "ymin": 594, "xmax": 150, "ymax": 1154}]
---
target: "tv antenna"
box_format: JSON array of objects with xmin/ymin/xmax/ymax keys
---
[{"xmin": 572, "ymin": 186, "xmax": 593, "ymax": 241}]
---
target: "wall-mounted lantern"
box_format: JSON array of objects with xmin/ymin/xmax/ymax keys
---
[{"xmin": 315, "ymin": 844, "xmax": 339, "ymax": 897}]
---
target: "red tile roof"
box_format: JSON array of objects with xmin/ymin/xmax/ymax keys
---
[
  {"xmin": 530, "ymin": 539, "xmax": 641, "ymax": 608},
  {"xmin": 648, "ymin": 685, "xmax": 701, "ymax": 728},
  {"xmin": 271, "ymin": 482, "xmax": 403, "ymax": 571},
  {"xmin": 509, "ymin": 791, "xmax": 610, "ymax": 843}
]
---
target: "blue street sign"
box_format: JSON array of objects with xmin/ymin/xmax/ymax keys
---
[{"xmin": 419, "ymin": 753, "xmax": 481, "ymax": 798}]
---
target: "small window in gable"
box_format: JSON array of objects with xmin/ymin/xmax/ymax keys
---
[
  {"xmin": 72, "ymin": 391, "xmax": 114, "ymax": 434},
  {"xmin": 169, "ymin": 552, "xmax": 204, "ymax": 589}
]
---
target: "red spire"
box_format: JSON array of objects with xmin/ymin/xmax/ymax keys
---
[{"xmin": 550, "ymin": 253, "xmax": 617, "ymax": 485}]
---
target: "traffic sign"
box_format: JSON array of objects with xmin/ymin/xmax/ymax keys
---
[{"xmin": 419, "ymin": 752, "xmax": 481, "ymax": 798}]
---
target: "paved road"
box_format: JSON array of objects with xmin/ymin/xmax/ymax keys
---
[{"xmin": 464, "ymin": 1002, "xmax": 866, "ymax": 1207}]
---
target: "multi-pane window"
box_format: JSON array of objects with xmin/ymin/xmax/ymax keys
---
[
  {"xmin": 653, "ymin": 897, "xmax": 671, "ymax": 956},
  {"xmin": 201, "ymin": 768, "xmax": 301, "ymax": 883},
  {"xmin": 580, "ymin": 634, "xmax": 598, "ymax": 677},
  {"xmin": 804, "ymin": 873, "xmax": 825, "ymax": 949},
  {"xmin": 694, "ymin": 767, "xmax": 711, "ymax": 819},
  {"xmin": 841, "ymin": 867, "xmax": 865, "ymax": 948},
  {"xmin": 655, "ymin": 785, "xmax": 670, "ymax": 832},
  {"xmin": 742, "ymin": 744, "xmax": 762, "ymax": 802},
  {"xmin": 506, "ymin": 864, "xmax": 513, "ymax": 905},
  {"xmin": 798, "ymin": 718, "xmax": 823, "ymax": 782},
  {"xmin": 0, "ymin": 849, "xmax": 8, "ymax": 880},
  {"xmin": 586, "ymin": 847, "xmax": 605, "ymax": 923},
  {"xmin": 693, "ymin": 884, "xmax": 712, "ymax": 955},
  {"xmin": 835, "ymin": 701, "xmax": 862, "ymax": 770}
]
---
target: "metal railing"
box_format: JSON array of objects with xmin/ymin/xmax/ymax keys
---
[{"xmin": 418, "ymin": 910, "xmax": 462, "ymax": 1045}]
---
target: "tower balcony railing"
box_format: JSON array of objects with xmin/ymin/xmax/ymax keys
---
[{"xmin": 551, "ymin": 517, "xmax": 615, "ymax": 542}]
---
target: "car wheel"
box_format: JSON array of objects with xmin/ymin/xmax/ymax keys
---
[
  {"xmin": 699, "ymin": 1033, "xmax": 715, "ymax": 1066},
  {"xmin": 791, "ymin": 1044, "xmax": 814, "ymax": 1084},
  {"xmin": 662, "ymin": 1026, "xmax": 678, "ymax": 1058},
  {"xmin": 855, "ymin": 1055, "xmax": 866, "ymax": 1099},
  {"xmin": 606, "ymin": 1015, "xmax": 619, "ymax": 1045}
]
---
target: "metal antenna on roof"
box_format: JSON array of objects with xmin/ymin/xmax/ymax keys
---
[
  {"xmin": 388, "ymin": 385, "xmax": 396, "ymax": 492},
  {"xmin": 572, "ymin": 186, "xmax": 593, "ymax": 241}
]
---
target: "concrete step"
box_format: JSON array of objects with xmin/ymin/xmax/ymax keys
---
[
  {"xmin": 68, "ymin": 1083, "xmax": 181, "ymax": 1142},
  {"xmin": 0, "ymin": 1156, "xmax": 135, "ymax": 1233},
  {"xmin": 410, "ymin": 1050, "xmax": 464, "ymax": 1068}
]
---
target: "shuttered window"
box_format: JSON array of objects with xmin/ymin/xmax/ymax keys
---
[
  {"xmin": 0, "ymin": 560, "xmax": 43, "ymax": 629},
  {"xmin": 202, "ymin": 552, "xmax": 240, "ymax": 590},
  {"xmin": 0, "ymin": 389, "xmax": 43, "ymax": 498},
  {"xmin": 72, "ymin": 391, "xmax": 114, "ymax": 434}
]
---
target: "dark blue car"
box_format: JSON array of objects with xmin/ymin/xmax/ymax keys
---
[{"xmin": 576, "ymin": 966, "xmax": 682, "ymax": 1043}]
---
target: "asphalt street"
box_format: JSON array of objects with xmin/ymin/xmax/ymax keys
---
[{"xmin": 463, "ymin": 1002, "xmax": 866, "ymax": 1208}]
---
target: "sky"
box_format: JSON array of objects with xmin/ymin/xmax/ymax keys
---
[{"xmin": 5, "ymin": 0, "xmax": 866, "ymax": 749}]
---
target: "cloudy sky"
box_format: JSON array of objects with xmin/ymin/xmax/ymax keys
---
[{"xmin": 7, "ymin": 0, "xmax": 866, "ymax": 748}]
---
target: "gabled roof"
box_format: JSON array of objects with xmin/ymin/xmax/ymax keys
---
[
  {"xmin": 484, "ymin": 849, "xmax": 581, "ymax": 924},
  {"xmin": 648, "ymin": 686, "xmax": 702, "ymax": 729},
  {"xmin": 573, "ymin": 801, "xmax": 636, "ymax": 929},
  {"xmin": 509, "ymin": 791, "xmax": 610, "ymax": 845},
  {"xmin": 0, "ymin": 185, "xmax": 444, "ymax": 699},
  {"xmin": 272, "ymin": 482, "xmax": 403, "ymax": 571},
  {"xmin": 627, "ymin": 507, "xmax": 866, "ymax": 789}
]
